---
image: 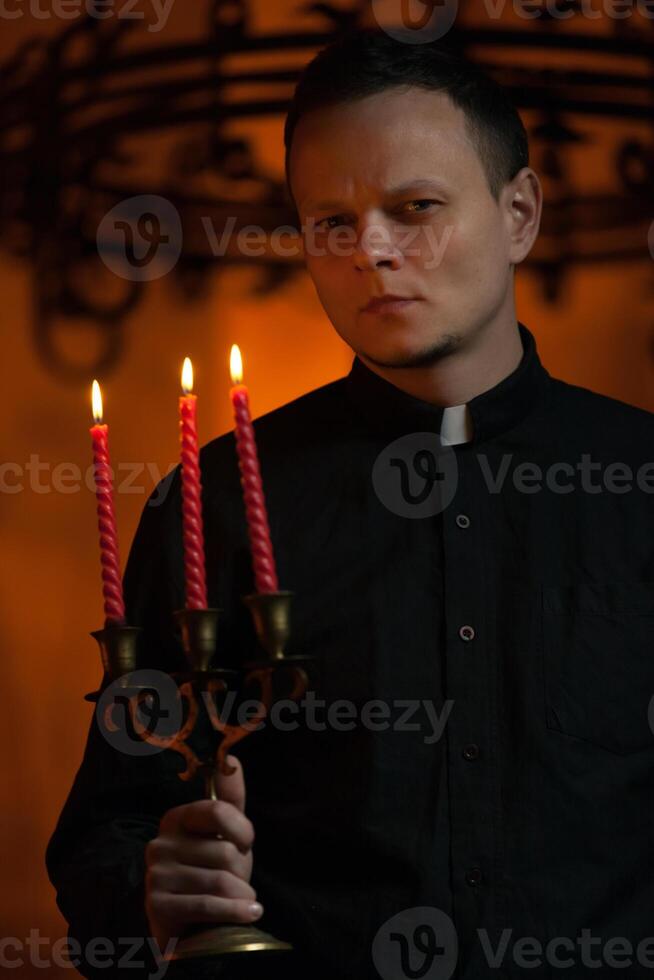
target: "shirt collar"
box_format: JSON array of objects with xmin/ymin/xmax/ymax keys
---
[
  {"xmin": 440, "ymin": 403, "xmax": 473, "ymax": 446},
  {"xmin": 344, "ymin": 322, "xmax": 551, "ymax": 445}
]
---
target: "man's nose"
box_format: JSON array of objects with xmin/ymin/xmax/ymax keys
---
[{"xmin": 353, "ymin": 218, "xmax": 404, "ymax": 271}]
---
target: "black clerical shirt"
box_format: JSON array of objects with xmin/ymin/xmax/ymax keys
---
[{"xmin": 46, "ymin": 323, "xmax": 654, "ymax": 980}]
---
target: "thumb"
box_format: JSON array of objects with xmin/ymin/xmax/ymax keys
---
[{"xmin": 213, "ymin": 754, "xmax": 246, "ymax": 813}]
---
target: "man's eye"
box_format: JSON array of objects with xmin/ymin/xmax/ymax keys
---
[
  {"xmin": 316, "ymin": 214, "xmax": 347, "ymax": 230},
  {"xmin": 313, "ymin": 201, "xmax": 438, "ymax": 229},
  {"xmin": 403, "ymin": 200, "xmax": 439, "ymax": 214}
]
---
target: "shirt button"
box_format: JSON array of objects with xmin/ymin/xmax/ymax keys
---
[
  {"xmin": 462, "ymin": 743, "xmax": 480, "ymax": 760},
  {"xmin": 459, "ymin": 625, "xmax": 475, "ymax": 642},
  {"xmin": 455, "ymin": 513, "xmax": 471, "ymax": 528},
  {"xmin": 465, "ymin": 867, "xmax": 483, "ymax": 887}
]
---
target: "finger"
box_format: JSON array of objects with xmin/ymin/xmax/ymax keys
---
[
  {"xmin": 214, "ymin": 754, "xmax": 246, "ymax": 812},
  {"xmin": 149, "ymin": 865, "xmax": 257, "ymax": 903},
  {"xmin": 149, "ymin": 892, "xmax": 263, "ymax": 929},
  {"xmin": 169, "ymin": 837, "xmax": 252, "ymax": 880},
  {"xmin": 177, "ymin": 799, "xmax": 254, "ymax": 853}
]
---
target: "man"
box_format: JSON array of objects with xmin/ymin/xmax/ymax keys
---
[{"xmin": 47, "ymin": 28, "xmax": 654, "ymax": 980}]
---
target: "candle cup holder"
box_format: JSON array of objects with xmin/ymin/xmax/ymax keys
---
[
  {"xmin": 242, "ymin": 590, "xmax": 294, "ymax": 663},
  {"xmin": 241, "ymin": 590, "xmax": 311, "ymax": 679},
  {"xmin": 90, "ymin": 624, "xmax": 142, "ymax": 682},
  {"xmin": 173, "ymin": 607, "xmax": 223, "ymax": 673}
]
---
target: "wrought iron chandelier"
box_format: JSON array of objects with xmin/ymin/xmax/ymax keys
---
[{"xmin": 0, "ymin": 0, "xmax": 652, "ymax": 379}]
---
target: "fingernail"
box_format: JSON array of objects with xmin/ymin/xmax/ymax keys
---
[{"xmin": 249, "ymin": 902, "xmax": 263, "ymax": 919}]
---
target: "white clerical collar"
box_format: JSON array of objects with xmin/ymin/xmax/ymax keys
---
[{"xmin": 440, "ymin": 403, "xmax": 473, "ymax": 445}]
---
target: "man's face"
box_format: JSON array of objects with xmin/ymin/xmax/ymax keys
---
[{"xmin": 288, "ymin": 86, "xmax": 531, "ymax": 368}]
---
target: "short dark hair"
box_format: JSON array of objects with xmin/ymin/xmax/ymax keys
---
[{"xmin": 284, "ymin": 28, "xmax": 529, "ymax": 209}]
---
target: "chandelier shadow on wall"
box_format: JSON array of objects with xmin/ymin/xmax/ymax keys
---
[{"xmin": 0, "ymin": 0, "xmax": 652, "ymax": 380}]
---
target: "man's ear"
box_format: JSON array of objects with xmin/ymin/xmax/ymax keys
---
[{"xmin": 504, "ymin": 167, "xmax": 543, "ymax": 265}]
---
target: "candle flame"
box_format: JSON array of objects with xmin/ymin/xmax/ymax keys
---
[
  {"xmin": 230, "ymin": 344, "xmax": 243, "ymax": 385},
  {"xmin": 182, "ymin": 356, "xmax": 194, "ymax": 395},
  {"xmin": 91, "ymin": 380, "xmax": 103, "ymax": 424}
]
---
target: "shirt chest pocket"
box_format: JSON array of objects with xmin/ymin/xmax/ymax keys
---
[{"xmin": 542, "ymin": 582, "xmax": 654, "ymax": 755}]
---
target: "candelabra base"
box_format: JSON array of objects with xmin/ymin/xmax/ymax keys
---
[{"xmin": 165, "ymin": 923, "xmax": 293, "ymax": 961}]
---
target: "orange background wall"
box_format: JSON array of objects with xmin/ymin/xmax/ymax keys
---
[{"xmin": 0, "ymin": 4, "xmax": 652, "ymax": 977}]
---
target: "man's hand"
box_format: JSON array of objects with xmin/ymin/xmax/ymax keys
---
[{"xmin": 144, "ymin": 755, "xmax": 263, "ymax": 950}]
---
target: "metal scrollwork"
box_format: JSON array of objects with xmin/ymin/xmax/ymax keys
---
[{"xmin": 0, "ymin": 0, "xmax": 652, "ymax": 378}]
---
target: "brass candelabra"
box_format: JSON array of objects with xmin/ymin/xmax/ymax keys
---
[{"xmin": 88, "ymin": 589, "xmax": 310, "ymax": 966}]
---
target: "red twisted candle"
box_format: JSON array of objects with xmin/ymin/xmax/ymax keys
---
[
  {"xmin": 90, "ymin": 380, "xmax": 126, "ymax": 626},
  {"xmin": 179, "ymin": 357, "xmax": 208, "ymax": 609},
  {"xmin": 229, "ymin": 344, "xmax": 279, "ymax": 593}
]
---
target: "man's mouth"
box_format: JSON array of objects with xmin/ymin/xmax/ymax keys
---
[{"xmin": 361, "ymin": 295, "xmax": 422, "ymax": 314}]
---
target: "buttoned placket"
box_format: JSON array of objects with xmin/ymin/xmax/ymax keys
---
[{"xmin": 442, "ymin": 442, "xmax": 506, "ymax": 958}]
